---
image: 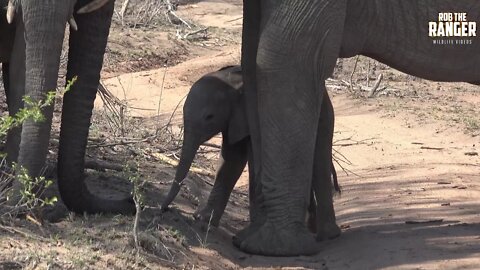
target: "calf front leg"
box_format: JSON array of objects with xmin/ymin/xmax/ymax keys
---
[{"xmin": 194, "ymin": 138, "xmax": 248, "ymax": 227}]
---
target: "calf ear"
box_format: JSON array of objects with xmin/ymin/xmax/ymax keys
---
[{"xmin": 227, "ymin": 95, "xmax": 249, "ymax": 144}]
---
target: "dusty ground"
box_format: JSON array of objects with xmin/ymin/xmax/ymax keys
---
[{"xmin": 1, "ymin": 1, "xmax": 479, "ymax": 269}]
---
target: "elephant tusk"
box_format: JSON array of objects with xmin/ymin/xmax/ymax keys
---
[
  {"xmin": 68, "ymin": 17, "xmax": 78, "ymax": 31},
  {"xmin": 77, "ymin": 0, "xmax": 110, "ymax": 14},
  {"xmin": 6, "ymin": 0, "xmax": 14, "ymax": 24}
]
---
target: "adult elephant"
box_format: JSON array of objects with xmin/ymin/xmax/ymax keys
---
[
  {"xmin": 240, "ymin": 0, "xmax": 480, "ymax": 256},
  {"xmin": 1, "ymin": 0, "xmax": 134, "ymax": 214}
]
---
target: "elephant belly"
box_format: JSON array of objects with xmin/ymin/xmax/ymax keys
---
[{"xmin": 363, "ymin": 46, "xmax": 480, "ymax": 84}]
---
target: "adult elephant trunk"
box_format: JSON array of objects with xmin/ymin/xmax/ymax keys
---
[
  {"xmin": 161, "ymin": 131, "xmax": 201, "ymax": 209},
  {"xmin": 16, "ymin": 0, "xmax": 70, "ymax": 180},
  {"xmin": 57, "ymin": 0, "xmax": 134, "ymax": 214}
]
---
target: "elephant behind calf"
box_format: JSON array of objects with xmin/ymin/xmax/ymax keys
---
[
  {"xmin": 0, "ymin": 0, "xmax": 135, "ymax": 216},
  {"xmin": 161, "ymin": 66, "xmax": 340, "ymax": 240}
]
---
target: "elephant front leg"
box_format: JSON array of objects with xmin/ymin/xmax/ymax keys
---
[
  {"xmin": 194, "ymin": 139, "xmax": 248, "ymax": 227},
  {"xmin": 237, "ymin": 0, "xmax": 346, "ymax": 256},
  {"xmin": 239, "ymin": 65, "xmax": 320, "ymax": 255}
]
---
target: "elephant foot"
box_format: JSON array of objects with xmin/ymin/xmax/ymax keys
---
[
  {"xmin": 232, "ymin": 220, "xmax": 264, "ymax": 248},
  {"xmin": 41, "ymin": 202, "xmax": 70, "ymax": 223},
  {"xmin": 85, "ymin": 195, "xmax": 136, "ymax": 215},
  {"xmin": 316, "ymin": 221, "xmax": 341, "ymax": 241},
  {"xmin": 236, "ymin": 221, "xmax": 319, "ymax": 256},
  {"xmin": 193, "ymin": 206, "xmax": 220, "ymax": 227}
]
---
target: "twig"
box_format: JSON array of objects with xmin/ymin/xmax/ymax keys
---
[
  {"xmin": 133, "ymin": 199, "xmax": 141, "ymax": 252},
  {"xmin": 120, "ymin": 0, "xmax": 130, "ymax": 25},
  {"xmin": 156, "ymin": 94, "xmax": 187, "ymax": 133},
  {"xmin": 226, "ymin": 16, "xmax": 243, "ymax": 23},
  {"xmin": 156, "ymin": 65, "xmax": 168, "ymax": 135},
  {"xmin": 366, "ymin": 60, "xmax": 371, "ymax": 87},
  {"xmin": 349, "ymin": 56, "xmax": 360, "ymax": 92}
]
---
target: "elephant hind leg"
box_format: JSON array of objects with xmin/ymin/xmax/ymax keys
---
[{"xmin": 313, "ymin": 90, "xmax": 340, "ymax": 241}]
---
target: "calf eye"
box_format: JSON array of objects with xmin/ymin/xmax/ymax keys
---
[{"xmin": 205, "ymin": 114, "xmax": 214, "ymax": 121}]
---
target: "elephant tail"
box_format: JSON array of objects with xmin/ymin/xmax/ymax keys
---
[{"xmin": 331, "ymin": 161, "xmax": 341, "ymax": 194}]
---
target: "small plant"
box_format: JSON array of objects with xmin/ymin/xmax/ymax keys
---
[
  {"xmin": 10, "ymin": 164, "xmax": 58, "ymax": 208},
  {"xmin": 462, "ymin": 116, "xmax": 480, "ymax": 135},
  {"xmin": 0, "ymin": 91, "xmax": 55, "ymax": 139},
  {"xmin": 0, "ymin": 77, "xmax": 77, "ymax": 216},
  {"xmin": 123, "ymin": 162, "xmax": 144, "ymax": 252},
  {"xmin": 195, "ymin": 210, "xmax": 213, "ymax": 248},
  {"xmin": 167, "ymin": 227, "xmax": 185, "ymax": 243}
]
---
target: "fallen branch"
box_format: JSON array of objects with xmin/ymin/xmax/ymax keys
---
[
  {"xmin": 87, "ymin": 136, "xmax": 155, "ymax": 149},
  {"xmin": 165, "ymin": 0, "xmax": 192, "ymax": 28},
  {"xmin": 0, "ymin": 225, "xmax": 46, "ymax": 241},
  {"xmin": 367, "ymin": 73, "xmax": 383, "ymax": 98},
  {"xmin": 405, "ymin": 219, "xmax": 443, "ymax": 225},
  {"xmin": 176, "ymin": 27, "xmax": 209, "ymax": 40},
  {"xmin": 151, "ymin": 152, "xmax": 216, "ymax": 178},
  {"xmin": 420, "ymin": 146, "xmax": 444, "ymax": 151},
  {"xmin": 202, "ymin": 142, "xmax": 222, "ymax": 149},
  {"xmin": 119, "ymin": 0, "xmax": 130, "ymax": 24},
  {"xmin": 85, "ymin": 159, "xmax": 133, "ymax": 172}
]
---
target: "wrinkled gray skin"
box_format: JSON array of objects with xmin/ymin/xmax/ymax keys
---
[
  {"xmin": 240, "ymin": 0, "xmax": 480, "ymax": 256},
  {"xmin": 0, "ymin": 0, "xmax": 134, "ymax": 215},
  {"xmin": 161, "ymin": 66, "xmax": 340, "ymax": 239}
]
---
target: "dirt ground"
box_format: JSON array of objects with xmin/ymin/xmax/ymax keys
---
[{"xmin": 1, "ymin": 1, "xmax": 479, "ymax": 269}]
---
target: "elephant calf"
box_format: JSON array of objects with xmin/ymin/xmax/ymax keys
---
[{"xmin": 161, "ymin": 66, "xmax": 341, "ymax": 239}]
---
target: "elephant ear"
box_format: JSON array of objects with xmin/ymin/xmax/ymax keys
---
[
  {"xmin": 211, "ymin": 66, "xmax": 243, "ymax": 91},
  {"xmin": 227, "ymin": 89, "xmax": 249, "ymax": 144}
]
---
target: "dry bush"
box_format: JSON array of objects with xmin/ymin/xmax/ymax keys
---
[{"xmin": 113, "ymin": 0, "xmax": 193, "ymax": 29}]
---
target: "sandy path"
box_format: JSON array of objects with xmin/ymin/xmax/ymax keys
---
[{"xmin": 313, "ymin": 94, "xmax": 480, "ymax": 269}]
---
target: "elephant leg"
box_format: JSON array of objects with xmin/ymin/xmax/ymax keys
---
[
  {"xmin": 246, "ymin": 141, "xmax": 263, "ymax": 223},
  {"xmin": 233, "ymin": 0, "xmax": 265, "ymax": 250},
  {"xmin": 313, "ymin": 90, "xmax": 341, "ymax": 241},
  {"xmin": 58, "ymin": 1, "xmax": 134, "ymax": 214},
  {"xmin": 194, "ymin": 139, "xmax": 248, "ymax": 227},
  {"xmin": 238, "ymin": 1, "xmax": 346, "ymax": 256},
  {"xmin": 2, "ymin": 62, "xmax": 10, "ymax": 98},
  {"xmin": 232, "ymin": 140, "xmax": 268, "ymax": 247},
  {"xmin": 5, "ymin": 18, "xmax": 26, "ymax": 168},
  {"xmin": 4, "ymin": 18, "xmax": 27, "ymax": 202}
]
